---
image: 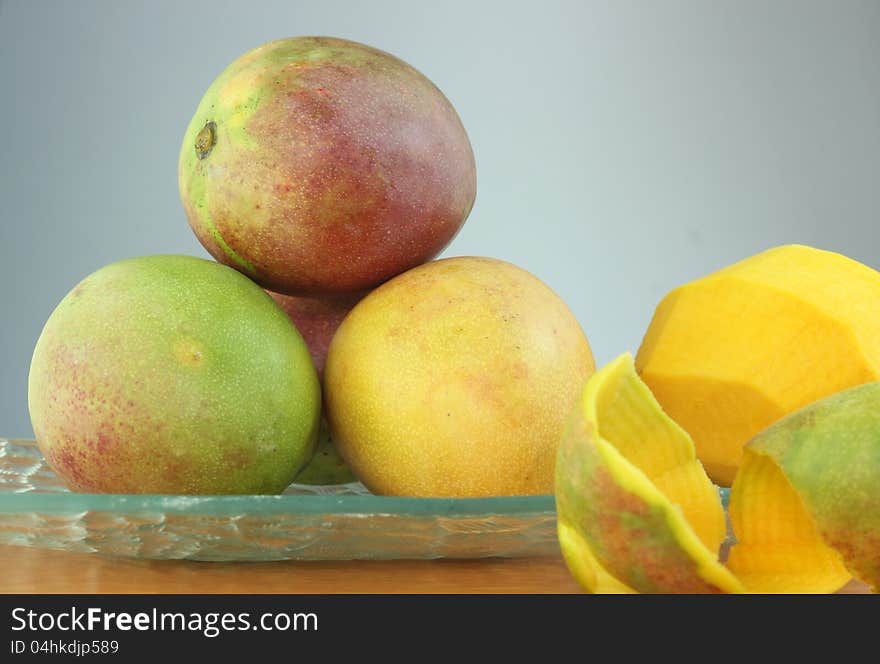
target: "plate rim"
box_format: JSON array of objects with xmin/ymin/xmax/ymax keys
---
[{"xmin": 0, "ymin": 438, "xmax": 558, "ymax": 517}]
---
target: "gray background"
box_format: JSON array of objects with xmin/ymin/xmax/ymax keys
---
[{"xmin": 2, "ymin": 0, "xmax": 879, "ymax": 438}]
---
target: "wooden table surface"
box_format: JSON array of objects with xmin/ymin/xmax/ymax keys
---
[
  {"xmin": 0, "ymin": 544, "xmax": 582, "ymax": 594},
  {"xmin": 1, "ymin": 544, "xmax": 871, "ymax": 594}
]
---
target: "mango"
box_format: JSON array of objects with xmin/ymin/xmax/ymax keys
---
[
  {"xmin": 557, "ymin": 355, "xmax": 879, "ymax": 594},
  {"xmin": 179, "ymin": 37, "xmax": 476, "ymax": 296},
  {"xmin": 555, "ymin": 354, "xmax": 742, "ymax": 594},
  {"xmin": 266, "ymin": 290, "xmax": 365, "ymax": 379},
  {"xmin": 293, "ymin": 421, "xmax": 356, "ymax": 486},
  {"xmin": 728, "ymin": 381, "xmax": 880, "ymax": 593},
  {"xmin": 28, "ymin": 255, "xmax": 321, "ymax": 494},
  {"xmin": 636, "ymin": 244, "xmax": 880, "ymax": 485},
  {"xmin": 324, "ymin": 257, "xmax": 595, "ymax": 497},
  {"xmin": 267, "ymin": 289, "xmax": 363, "ymax": 485}
]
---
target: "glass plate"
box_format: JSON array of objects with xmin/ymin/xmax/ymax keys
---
[{"xmin": 0, "ymin": 438, "xmax": 559, "ymax": 561}]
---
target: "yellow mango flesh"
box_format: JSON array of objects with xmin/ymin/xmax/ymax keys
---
[
  {"xmin": 636, "ymin": 245, "xmax": 880, "ymax": 486},
  {"xmin": 555, "ymin": 354, "xmax": 743, "ymax": 594}
]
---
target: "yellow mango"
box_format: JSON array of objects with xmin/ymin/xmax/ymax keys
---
[
  {"xmin": 636, "ymin": 244, "xmax": 880, "ymax": 485},
  {"xmin": 324, "ymin": 257, "xmax": 595, "ymax": 497}
]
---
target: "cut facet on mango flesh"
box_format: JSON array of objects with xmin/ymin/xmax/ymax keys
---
[
  {"xmin": 557, "ymin": 355, "xmax": 880, "ymax": 594},
  {"xmin": 555, "ymin": 353, "xmax": 744, "ymax": 594},
  {"xmin": 636, "ymin": 244, "xmax": 880, "ymax": 486}
]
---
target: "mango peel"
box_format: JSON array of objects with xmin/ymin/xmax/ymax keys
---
[
  {"xmin": 556, "ymin": 354, "xmax": 742, "ymax": 593},
  {"xmin": 556, "ymin": 354, "xmax": 880, "ymax": 594},
  {"xmin": 728, "ymin": 381, "xmax": 880, "ymax": 593}
]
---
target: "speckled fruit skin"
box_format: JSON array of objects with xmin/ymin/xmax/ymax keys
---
[
  {"xmin": 266, "ymin": 289, "xmax": 366, "ymax": 377},
  {"xmin": 266, "ymin": 289, "xmax": 364, "ymax": 485},
  {"xmin": 179, "ymin": 36, "xmax": 477, "ymax": 296},
  {"xmin": 324, "ymin": 257, "xmax": 596, "ymax": 497},
  {"xmin": 294, "ymin": 419, "xmax": 356, "ymax": 486},
  {"xmin": 28, "ymin": 255, "xmax": 321, "ymax": 495},
  {"xmin": 557, "ymin": 419, "xmax": 738, "ymax": 593}
]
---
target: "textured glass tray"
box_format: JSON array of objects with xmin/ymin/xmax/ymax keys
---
[{"xmin": 0, "ymin": 438, "xmax": 558, "ymax": 561}]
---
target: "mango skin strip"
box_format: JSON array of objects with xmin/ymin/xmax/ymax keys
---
[
  {"xmin": 730, "ymin": 381, "xmax": 880, "ymax": 594},
  {"xmin": 555, "ymin": 354, "xmax": 742, "ymax": 594},
  {"xmin": 728, "ymin": 450, "xmax": 851, "ymax": 593}
]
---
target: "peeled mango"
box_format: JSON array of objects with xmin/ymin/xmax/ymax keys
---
[
  {"xmin": 556, "ymin": 354, "xmax": 880, "ymax": 594},
  {"xmin": 636, "ymin": 244, "xmax": 880, "ymax": 486}
]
